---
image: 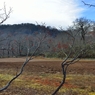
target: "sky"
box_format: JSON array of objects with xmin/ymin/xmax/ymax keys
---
[{"xmin": 0, "ymin": 0, "xmax": 95, "ymax": 29}]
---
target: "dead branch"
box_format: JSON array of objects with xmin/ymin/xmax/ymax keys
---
[
  {"xmin": 0, "ymin": 3, "xmax": 12, "ymax": 24},
  {"xmin": 82, "ymin": 1, "xmax": 95, "ymax": 7}
]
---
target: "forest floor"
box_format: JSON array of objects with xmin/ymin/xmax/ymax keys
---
[{"xmin": 0, "ymin": 57, "xmax": 95, "ymax": 95}]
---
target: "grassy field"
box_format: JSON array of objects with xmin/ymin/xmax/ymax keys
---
[{"xmin": 0, "ymin": 58, "xmax": 95, "ymax": 95}]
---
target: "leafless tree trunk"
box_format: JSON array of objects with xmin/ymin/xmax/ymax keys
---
[{"xmin": 52, "ymin": 30, "xmax": 87, "ymax": 95}]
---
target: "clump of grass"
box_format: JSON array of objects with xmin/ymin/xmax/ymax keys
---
[
  {"xmin": 0, "ymin": 73, "xmax": 23, "ymax": 88},
  {"xmin": 0, "ymin": 74, "xmax": 13, "ymax": 81},
  {"xmin": 0, "ymin": 74, "xmax": 22, "ymax": 81},
  {"xmin": 89, "ymin": 92, "xmax": 95, "ymax": 95}
]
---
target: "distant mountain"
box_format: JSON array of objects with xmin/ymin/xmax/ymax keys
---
[{"xmin": 0, "ymin": 23, "xmax": 64, "ymax": 37}]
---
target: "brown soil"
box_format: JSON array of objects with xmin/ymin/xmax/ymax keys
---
[{"xmin": 0, "ymin": 58, "xmax": 95, "ymax": 75}]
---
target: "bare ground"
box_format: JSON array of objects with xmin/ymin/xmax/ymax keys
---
[{"xmin": 0, "ymin": 57, "xmax": 95, "ymax": 74}]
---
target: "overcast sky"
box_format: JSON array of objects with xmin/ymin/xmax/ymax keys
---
[{"xmin": 0, "ymin": 0, "xmax": 95, "ymax": 29}]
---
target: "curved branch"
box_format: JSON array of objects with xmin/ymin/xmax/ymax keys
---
[
  {"xmin": 82, "ymin": 1, "xmax": 95, "ymax": 7},
  {"xmin": 0, "ymin": 58, "xmax": 30, "ymax": 92},
  {"xmin": 52, "ymin": 64, "xmax": 68, "ymax": 95}
]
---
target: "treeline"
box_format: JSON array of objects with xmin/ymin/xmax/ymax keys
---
[
  {"xmin": 0, "ymin": 23, "xmax": 66, "ymax": 58},
  {"xmin": 0, "ymin": 23, "xmax": 61, "ymax": 37},
  {"xmin": 0, "ymin": 18, "xmax": 95, "ymax": 58}
]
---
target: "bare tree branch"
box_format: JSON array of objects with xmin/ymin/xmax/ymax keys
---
[
  {"xmin": 82, "ymin": 1, "xmax": 95, "ymax": 7},
  {"xmin": 0, "ymin": 3, "xmax": 12, "ymax": 25}
]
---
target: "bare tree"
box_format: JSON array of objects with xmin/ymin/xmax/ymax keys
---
[
  {"xmin": 0, "ymin": 3, "xmax": 12, "ymax": 57},
  {"xmin": 52, "ymin": 32, "xmax": 84, "ymax": 95},
  {"xmin": 73, "ymin": 17, "xmax": 94, "ymax": 44},
  {"xmin": 52, "ymin": 18, "xmax": 94, "ymax": 95},
  {"xmin": 0, "ymin": 3, "xmax": 12, "ymax": 24}
]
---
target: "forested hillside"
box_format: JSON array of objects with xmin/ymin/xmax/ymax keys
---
[
  {"xmin": 0, "ymin": 21, "xmax": 95, "ymax": 58},
  {"xmin": 0, "ymin": 23, "xmax": 61, "ymax": 36},
  {"xmin": 0, "ymin": 23, "xmax": 66, "ymax": 57}
]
